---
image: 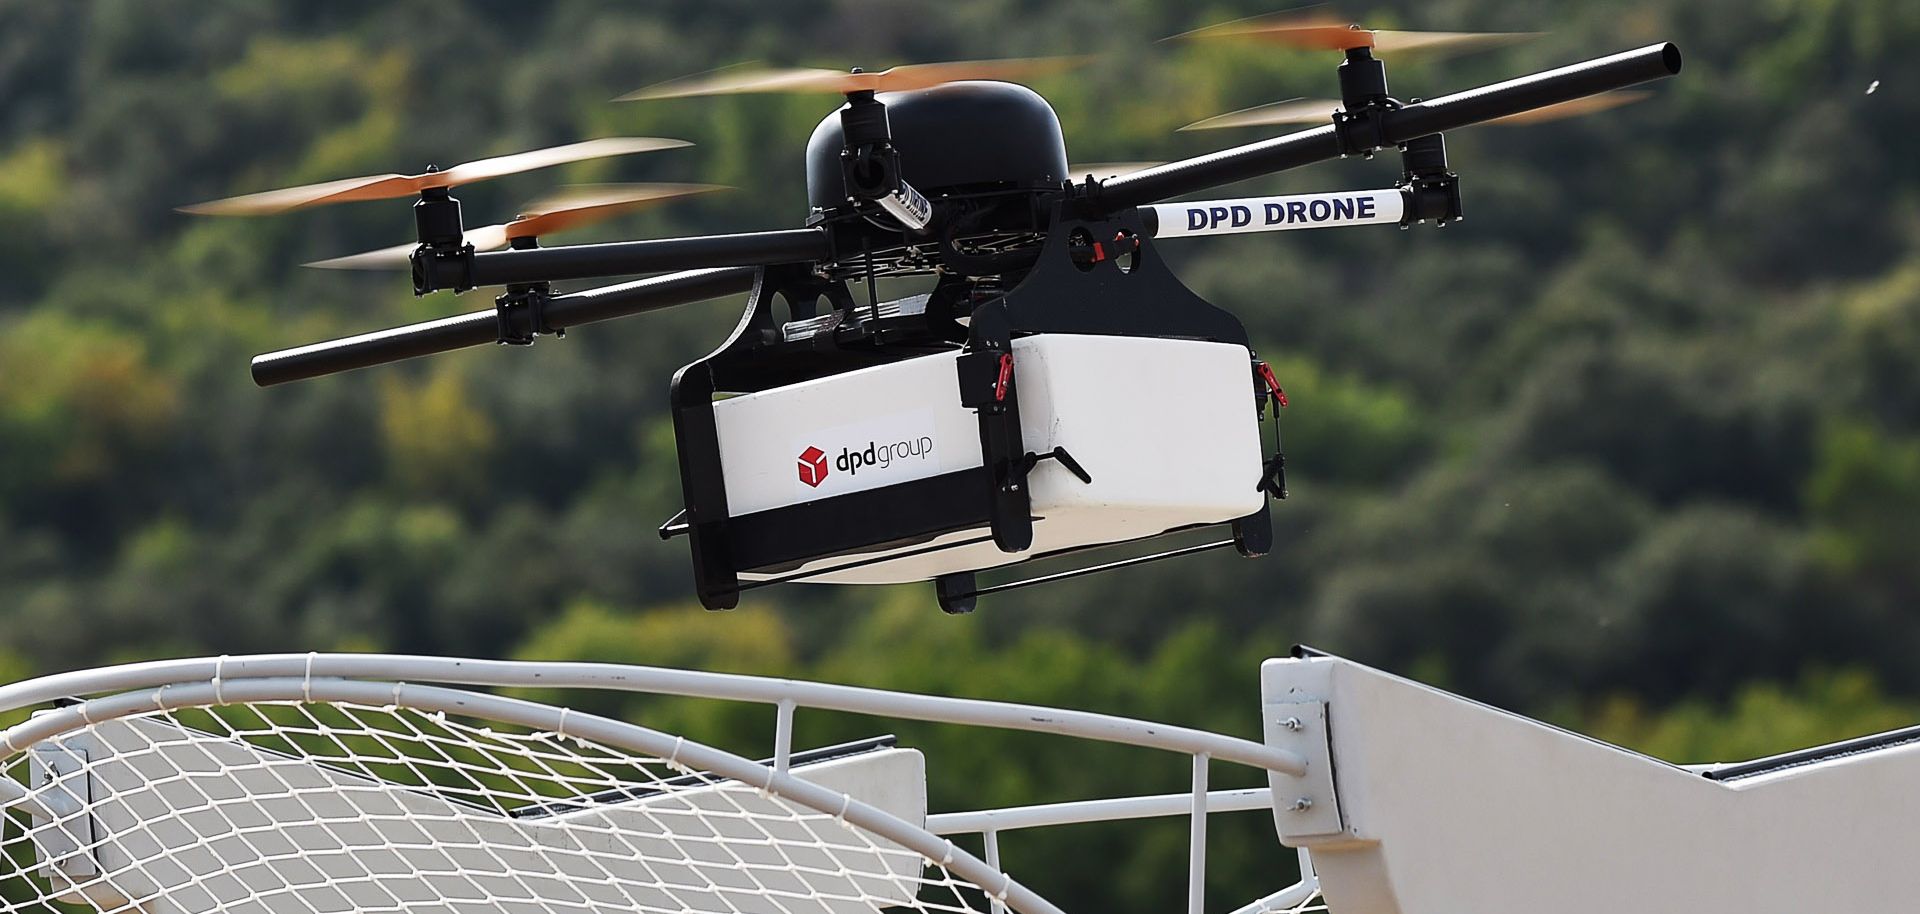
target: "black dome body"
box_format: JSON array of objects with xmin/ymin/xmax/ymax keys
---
[{"xmin": 806, "ymin": 81, "xmax": 1069, "ymax": 215}]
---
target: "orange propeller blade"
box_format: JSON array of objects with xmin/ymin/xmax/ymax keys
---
[
  {"xmin": 182, "ymin": 138, "xmax": 691, "ymax": 216},
  {"xmin": 1181, "ymin": 98, "xmax": 1341, "ymax": 131},
  {"xmin": 1174, "ymin": 8, "xmax": 1537, "ymax": 56},
  {"xmin": 304, "ymin": 183, "xmax": 726, "ymax": 271},
  {"xmin": 1067, "ymin": 162, "xmax": 1167, "ymax": 180},
  {"xmin": 304, "ymin": 225, "xmax": 513, "ymax": 271},
  {"xmin": 1166, "ymin": 6, "xmax": 1350, "ymax": 43},
  {"xmin": 502, "ymin": 183, "xmax": 726, "ymax": 239},
  {"xmin": 1184, "ymin": 89, "xmax": 1648, "ymax": 132},
  {"xmin": 1370, "ymin": 29, "xmax": 1539, "ymax": 54},
  {"xmin": 1483, "ymin": 90, "xmax": 1650, "ymax": 124},
  {"xmin": 620, "ymin": 56, "xmax": 1086, "ymax": 100}
]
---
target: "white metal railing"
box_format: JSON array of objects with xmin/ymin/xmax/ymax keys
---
[
  {"xmin": 929, "ymin": 788, "xmax": 1318, "ymax": 913},
  {"xmin": 0, "ymin": 654, "xmax": 1305, "ymax": 775},
  {"xmin": 927, "ymin": 787, "xmax": 1276, "ymax": 833},
  {"xmin": 0, "ymin": 653, "xmax": 1318, "ymax": 914}
]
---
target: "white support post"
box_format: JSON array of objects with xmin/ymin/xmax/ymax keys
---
[
  {"xmin": 984, "ymin": 828, "xmax": 1007, "ymax": 914},
  {"xmin": 0, "ymin": 776, "xmax": 51, "ymax": 820},
  {"xmin": 773, "ymin": 698, "xmax": 795, "ymax": 776},
  {"xmin": 1189, "ymin": 752, "xmax": 1210, "ymax": 914}
]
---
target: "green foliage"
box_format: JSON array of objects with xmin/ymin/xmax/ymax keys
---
[
  {"xmin": 0, "ymin": 139, "xmax": 65, "ymax": 300},
  {"xmin": 1581, "ymin": 666, "xmax": 1920, "ymax": 765},
  {"xmin": 379, "ymin": 367, "xmax": 499, "ymax": 495},
  {"xmin": 1257, "ymin": 354, "xmax": 1429, "ymax": 486},
  {"xmin": 0, "ymin": 311, "xmax": 179, "ymax": 512},
  {"xmin": 1808, "ymin": 418, "xmax": 1920, "ymax": 574}
]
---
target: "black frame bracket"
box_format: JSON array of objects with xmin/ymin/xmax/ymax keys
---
[
  {"xmin": 838, "ymin": 88, "xmax": 935, "ymax": 234},
  {"xmin": 494, "ymin": 283, "xmax": 556, "ymax": 345},
  {"xmin": 1396, "ymin": 133, "xmax": 1463, "ymax": 226},
  {"xmin": 956, "ymin": 341, "xmax": 1033, "ymax": 554}
]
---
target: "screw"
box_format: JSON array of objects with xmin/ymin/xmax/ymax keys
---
[
  {"xmin": 1289, "ymin": 798, "xmax": 1314, "ymax": 812},
  {"xmin": 1279, "ymin": 717, "xmax": 1304, "ymax": 732}
]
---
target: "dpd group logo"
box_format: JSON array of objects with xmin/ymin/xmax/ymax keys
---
[{"xmin": 797, "ymin": 446, "xmax": 829, "ymax": 487}]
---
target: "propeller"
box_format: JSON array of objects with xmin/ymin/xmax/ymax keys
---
[
  {"xmin": 180, "ymin": 137, "xmax": 691, "ymax": 216},
  {"xmin": 1067, "ymin": 162, "xmax": 1166, "ymax": 180},
  {"xmin": 1182, "ymin": 90, "xmax": 1650, "ymax": 131},
  {"xmin": 303, "ymin": 183, "xmax": 726, "ymax": 270},
  {"xmin": 619, "ymin": 56, "xmax": 1087, "ymax": 100},
  {"xmin": 1172, "ymin": 7, "xmax": 1537, "ymax": 56}
]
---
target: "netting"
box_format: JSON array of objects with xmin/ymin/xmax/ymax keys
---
[
  {"xmin": 1247, "ymin": 891, "xmax": 1325, "ymax": 914},
  {"xmin": 0, "ymin": 700, "xmax": 990, "ymax": 914}
]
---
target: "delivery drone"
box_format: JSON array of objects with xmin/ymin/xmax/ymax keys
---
[{"xmin": 201, "ymin": 13, "xmax": 1683, "ymax": 613}]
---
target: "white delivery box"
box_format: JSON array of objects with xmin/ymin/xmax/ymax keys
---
[{"xmin": 709, "ymin": 333, "xmax": 1266, "ymax": 584}]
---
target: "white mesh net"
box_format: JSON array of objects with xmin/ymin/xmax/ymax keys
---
[
  {"xmin": 1248, "ymin": 891, "xmax": 1325, "ymax": 914},
  {"xmin": 0, "ymin": 700, "xmax": 989, "ymax": 914}
]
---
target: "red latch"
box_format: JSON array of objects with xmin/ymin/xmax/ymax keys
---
[
  {"xmin": 994, "ymin": 352, "xmax": 1014, "ymax": 402},
  {"xmin": 1256, "ymin": 361, "xmax": 1288, "ymax": 408}
]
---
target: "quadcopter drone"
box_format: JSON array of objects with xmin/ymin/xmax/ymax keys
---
[{"xmin": 199, "ymin": 13, "xmax": 1683, "ymax": 613}]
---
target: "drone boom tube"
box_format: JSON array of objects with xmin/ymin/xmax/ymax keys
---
[
  {"xmin": 1094, "ymin": 42, "xmax": 1681, "ymax": 211},
  {"xmin": 415, "ymin": 228, "xmax": 830, "ymax": 292},
  {"xmin": 1139, "ymin": 188, "xmax": 1406, "ymax": 237},
  {"xmin": 250, "ymin": 267, "xmax": 759, "ymax": 386}
]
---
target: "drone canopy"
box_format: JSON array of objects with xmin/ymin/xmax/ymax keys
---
[{"xmin": 804, "ymin": 81, "xmax": 1070, "ymax": 217}]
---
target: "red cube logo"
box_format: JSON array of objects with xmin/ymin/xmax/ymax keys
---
[{"xmin": 797, "ymin": 446, "xmax": 829, "ymax": 487}]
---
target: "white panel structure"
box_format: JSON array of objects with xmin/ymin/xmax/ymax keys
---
[
  {"xmin": 18, "ymin": 712, "xmax": 927, "ymax": 914},
  {"xmin": 1262, "ymin": 653, "xmax": 1920, "ymax": 914},
  {"xmin": 713, "ymin": 333, "xmax": 1265, "ymax": 583}
]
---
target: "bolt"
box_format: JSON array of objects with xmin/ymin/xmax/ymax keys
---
[
  {"xmin": 1279, "ymin": 716, "xmax": 1303, "ymax": 732},
  {"xmin": 1289, "ymin": 798, "xmax": 1314, "ymax": 812}
]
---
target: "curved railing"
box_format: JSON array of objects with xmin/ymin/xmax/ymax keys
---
[
  {"xmin": 0, "ymin": 654, "xmax": 1320, "ymax": 914},
  {"xmin": 0, "ymin": 654, "xmax": 1305, "ymax": 774}
]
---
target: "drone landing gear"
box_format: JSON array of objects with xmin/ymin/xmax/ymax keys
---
[
  {"xmin": 934, "ymin": 573, "xmax": 976, "ymax": 615},
  {"xmin": 930, "ymin": 519, "xmax": 1266, "ymax": 614}
]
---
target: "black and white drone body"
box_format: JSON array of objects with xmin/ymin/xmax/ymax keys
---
[{"xmin": 206, "ymin": 13, "xmax": 1684, "ymax": 612}]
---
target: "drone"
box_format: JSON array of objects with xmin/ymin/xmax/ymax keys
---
[{"xmin": 196, "ymin": 12, "xmax": 1683, "ymax": 613}]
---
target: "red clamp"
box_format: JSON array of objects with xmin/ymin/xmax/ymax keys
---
[
  {"xmin": 1256, "ymin": 361, "xmax": 1288, "ymax": 408},
  {"xmin": 1077, "ymin": 232, "xmax": 1140, "ymax": 266},
  {"xmin": 994, "ymin": 352, "xmax": 1014, "ymax": 402}
]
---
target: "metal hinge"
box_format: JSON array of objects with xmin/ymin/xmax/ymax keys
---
[{"xmin": 1265, "ymin": 699, "xmax": 1344, "ymax": 842}]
